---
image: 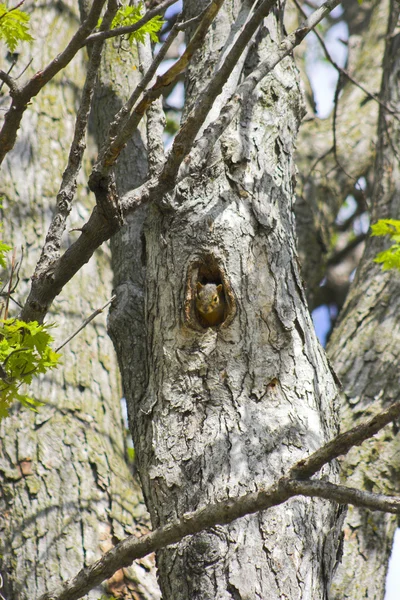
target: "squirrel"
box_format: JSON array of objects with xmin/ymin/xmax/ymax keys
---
[{"xmin": 196, "ymin": 282, "xmax": 226, "ymax": 327}]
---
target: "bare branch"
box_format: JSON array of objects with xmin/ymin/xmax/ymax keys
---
[
  {"xmin": 159, "ymin": 0, "xmax": 280, "ymax": 186},
  {"xmin": 0, "ymin": 0, "xmax": 107, "ymax": 166},
  {"xmin": 84, "ymin": 0, "xmax": 177, "ymax": 45},
  {"xmin": 327, "ymin": 233, "xmax": 367, "ymax": 267},
  {"xmin": 138, "ymin": 38, "xmax": 166, "ymax": 175},
  {"xmin": 292, "ymin": 0, "xmax": 400, "ymax": 122},
  {"xmin": 0, "ymin": 70, "xmax": 19, "ymax": 94},
  {"xmin": 286, "ymin": 479, "xmax": 400, "ymax": 514},
  {"xmin": 37, "ymin": 401, "xmax": 400, "ymax": 600},
  {"xmin": 55, "ymin": 295, "xmax": 116, "ymax": 352},
  {"xmin": 104, "ymin": 13, "xmax": 183, "ymax": 154},
  {"xmin": 290, "ymin": 401, "xmax": 400, "ymax": 479},
  {"xmin": 187, "ymin": 0, "xmax": 342, "ymax": 172},
  {"xmin": 32, "ymin": 0, "xmax": 120, "ymax": 280}
]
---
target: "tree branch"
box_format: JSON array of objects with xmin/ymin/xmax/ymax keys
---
[
  {"xmin": 187, "ymin": 0, "xmax": 342, "ymax": 172},
  {"xmin": 55, "ymin": 295, "xmax": 116, "ymax": 352},
  {"xmin": 0, "ymin": 0, "xmax": 107, "ymax": 166},
  {"xmin": 289, "ymin": 401, "xmax": 400, "ymax": 479},
  {"xmin": 292, "ymin": 0, "xmax": 400, "ymax": 122},
  {"xmin": 37, "ymin": 400, "xmax": 400, "ymax": 600},
  {"xmin": 84, "ymin": 0, "xmax": 177, "ymax": 45},
  {"xmin": 0, "ymin": 70, "xmax": 19, "ymax": 94},
  {"xmin": 19, "ymin": 0, "xmax": 344, "ymax": 325},
  {"xmin": 32, "ymin": 0, "xmax": 120, "ymax": 280},
  {"xmin": 90, "ymin": 0, "xmax": 226, "ymax": 183},
  {"xmin": 158, "ymin": 0, "xmax": 280, "ymax": 187},
  {"xmin": 285, "ymin": 479, "xmax": 400, "ymax": 514}
]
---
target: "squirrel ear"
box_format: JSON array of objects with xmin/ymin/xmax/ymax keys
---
[
  {"xmin": 197, "ymin": 282, "xmax": 203, "ymax": 291},
  {"xmin": 216, "ymin": 284, "xmax": 223, "ymax": 293}
]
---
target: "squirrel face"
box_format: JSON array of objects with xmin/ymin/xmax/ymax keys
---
[{"xmin": 196, "ymin": 282, "xmax": 226, "ymax": 327}]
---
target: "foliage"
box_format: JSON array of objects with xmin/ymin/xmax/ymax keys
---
[
  {"xmin": 0, "ymin": 2, "xmax": 33, "ymax": 52},
  {"xmin": 126, "ymin": 445, "xmax": 135, "ymax": 464},
  {"xmin": 98, "ymin": 2, "xmax": 163, "ymax": 45},
  {"xmin": 0, "ymin": 319, "xmax": 61, "ymax": 418},
  {"xmin": 0, "ymin": 239, "xmax": 11, "ymax": 268},
  {"xmin": 371, "ymin": 219, "xmax": 400, "ymax": 271}
]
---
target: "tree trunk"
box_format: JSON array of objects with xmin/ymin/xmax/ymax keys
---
[
  {"xmin": 329, "ymin": 2, "xmax": 400, "ymax": 598},
  {"xmin": 0, "ymin": 3, "xmax": 158, "ymax": 598},
  {"xmin": 112, "ymin": 3, "xmax": 344, "ymax": 599}
]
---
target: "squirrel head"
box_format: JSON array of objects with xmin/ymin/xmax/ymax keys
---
[{"xmin": 196, "ymin": 283, "xmax": 223, "ymax": 313}]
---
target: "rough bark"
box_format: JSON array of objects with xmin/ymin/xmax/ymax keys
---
[
  {"xmin": 0, "ymin": 3, "xmax": 157, "ymax": 599},
  {"xmin": 110, "ymin": 3, "xmax": 344, "ymax": 599},
  {"xmin": 328, "ymin": 2, "xmax": 400, "ymax": 598}
]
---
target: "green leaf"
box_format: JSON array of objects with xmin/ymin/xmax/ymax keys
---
[
  {"xmin": 0, "ymin": 240, "xmax": 11, "ymax": 269},
  {"xmin": 0, "ymin": 319, "xmax": 61, "ymax": 420},
  {"xmin": 98, "ymin": 2, "xmax": 163, "ymax": 46},
  {"xmin": 373, "ymin": 246, "xmax": 400, "ymax": 271},
  {"xmin": 370, "ymin": 219, "xmax": 400, "ymax": 237},
  {"xmin": 0, "ymin": 3, "xmax": 34, "ymax": 52}
]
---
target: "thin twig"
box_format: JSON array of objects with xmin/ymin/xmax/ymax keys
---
[
  {"xmin": 56, "ymin": 295, "xmax": 116, "ymax": 352},
  {"xmin": 0, "ymin": 246, "xmax": 23, "ymax": 298},
  {"xmin": 327, "ymin": 233, "xmax": 367, "ymax": 266},
  {"xmin": 14, "ymin": 57, "xmax": 33, "ymax": 80},
  {"xmin": 291, "ymin": 0, "xmax": 400, "ymax": 122},
  {"xmin": 0, "ymin": 0, "xmax": 25, "ymax": 23},
  {"xmin": 4, "ymin": 247, "xmax": 16, "ymax": 320}
]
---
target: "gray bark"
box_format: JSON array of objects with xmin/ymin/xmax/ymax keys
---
[
  {"xmin": 0, "ymin": 3, "xmax": 157, "ymax": 599},
  {"xmin": 328, "ymin": 2, "xmax": 400, "ymax": 598},
  {"xmin": 110, "ymin": 3, "xmax": 344, "ymax": 599}
]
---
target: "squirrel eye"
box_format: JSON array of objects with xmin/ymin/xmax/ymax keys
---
[{"xmin": 213, "ymin": 295, "xmax": 218, "ymax": 302}]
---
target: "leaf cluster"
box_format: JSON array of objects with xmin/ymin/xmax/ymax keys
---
[
  {"xmin": 371, "ymin": 219, "xmax": 400, "ymax": 271},
  {"xmin": 98, "ymin": 2, "xmax": 163, "ymax": 46},
  {"xmin": 0, "ymin": 319, "xmax": 61, "ymax": 418},
  {"xmin": 0, "ymin": 3, "xmax": 33, "ymax": 52}
]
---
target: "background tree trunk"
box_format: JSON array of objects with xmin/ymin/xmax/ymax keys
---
[
  {"xmin": 111, "ymin": 3, "xmax": 344, "ymax": 599},
  {"xmin": 0, "ymin": 3, "xmax": 158, "ymax": 598},
  {"xmin": 295, "ymin": 0, "xmax": 388, "ymax": 309},
  {"xmin": 329, "ymin": 3, "xmax": 400, "ymax": 598}
]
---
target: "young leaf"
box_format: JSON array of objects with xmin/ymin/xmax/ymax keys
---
[
  {"xmin": 0, "ymin": 3, "xmax": 34, "ymax": 52},
  {"xmin": 98, "ymin": 2, "xmax": 163, "ymax": 46},
  {"xmin": 370, "ymin": 219, "xmax": 400, "ymax": 237},
  {"xmin": 0, "ymin": 319, "xmax": 61, "ymax": 419}
]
